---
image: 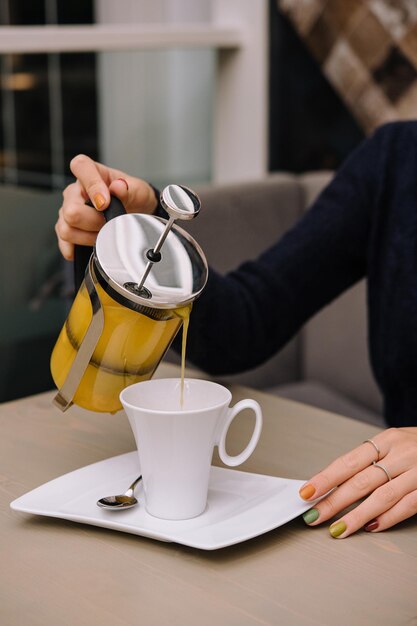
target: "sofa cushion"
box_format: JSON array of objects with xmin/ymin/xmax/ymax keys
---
[
  {"xmin": 267, "ymin": 380, "xmax": 385, "ymax": 427},
  {"xmin": 302, "ymin": 280, "xmax": 383, "ymax": 414},
  {"xmin": 189, "ymin": 173, "xmax": 304, "ymax": 272},
  {"xmin": 298, "ymin": 171, "xmax": 333, "ymax": 211}
]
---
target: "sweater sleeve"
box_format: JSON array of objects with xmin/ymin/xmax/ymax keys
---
[{"xmin": 177, "ymin": 125, "xmax": 387, "ymax": 376}]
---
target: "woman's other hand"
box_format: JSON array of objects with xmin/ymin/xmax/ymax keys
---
[
  {"xmin": 55, "ymin": 154, "xmax": 157, "ymax": 260},
  {"xmin": 300, "ymin": 427, "xmax": 417, "ymax": 537}
]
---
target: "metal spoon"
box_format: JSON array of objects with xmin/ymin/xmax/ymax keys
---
[{"xmin": 96, "ymin": 475, "xmax": 142, "ymax": 510}]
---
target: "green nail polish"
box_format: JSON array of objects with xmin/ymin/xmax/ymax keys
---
[
  {"xmin": 303, "ymin": 508, "xmax": 319, "ymax": 524},
  {"xmin": 329, "ymin": 520, "xmax": 347, "ymax": 538}
]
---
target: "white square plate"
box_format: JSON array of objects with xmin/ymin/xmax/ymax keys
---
[{"xmin": 11, "ymin": 452, "xmax": 313, "ymax": 550}]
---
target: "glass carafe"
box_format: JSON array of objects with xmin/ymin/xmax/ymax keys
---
[{"xmin": 50, "ymin": 187, "xmax": 207, "ymax": 413}]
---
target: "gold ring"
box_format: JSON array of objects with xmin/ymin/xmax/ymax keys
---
[
  {"xmin": 363, "ymin": 439, "xmax": 381, "ymax": 461},
  {"xmin": 372, "ymin": 461, "xmax": 392, "ymax": 482}
]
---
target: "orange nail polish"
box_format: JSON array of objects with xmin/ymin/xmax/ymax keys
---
[
  {"xmin": 299, "ymin": 483, "xmax": 316, "ymax": 500},
  {"xmin": 94, "ymin": 193, "xmax": 105, "ymax": 210}
]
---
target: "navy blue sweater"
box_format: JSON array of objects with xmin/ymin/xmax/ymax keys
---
[{"xmin": 177, "ymin": 121, "xmax": 417, "ymax": 427}]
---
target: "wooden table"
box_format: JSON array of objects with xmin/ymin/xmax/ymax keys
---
[{"xmin": 1, "ymin": 364, "xmax": 416, "ymax": 625}]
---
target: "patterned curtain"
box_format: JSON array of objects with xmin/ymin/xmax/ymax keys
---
[{"xmin": 277, "ymin": 0, "xmax": 417, "ymax": 133}]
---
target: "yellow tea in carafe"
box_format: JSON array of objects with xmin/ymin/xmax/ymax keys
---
[{"xmin": 51, "ymin": 279, "xmax": 192, "ymax": 413}]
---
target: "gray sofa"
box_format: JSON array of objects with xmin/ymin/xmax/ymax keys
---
[
  {"xmin": 177, "ymin": 173, "xmax": 385, "ymax": 428},
  {"xmin": 0, "ymin": 184, "xmax": 66, "ymax": 402}
]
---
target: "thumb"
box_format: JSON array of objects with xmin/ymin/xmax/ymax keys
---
[{"xmin": 108, "ymin": 177, "xmax": 157, "ymax": 215}]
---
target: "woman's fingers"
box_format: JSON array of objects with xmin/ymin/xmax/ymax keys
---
[
  {"xmin": 56, "ymin": 181, "xmax": 105, "ymax": 260},
  {"xmin": 303, "ymin": 444, "xmax": 415, "ymax": 524},
  {"xmin": 328, "ymin": 469, "xmax": 417, "ymax": 538},
  {"xmin": 301, "ymin": 428, "xmax": 417, "ymax": 538},
  {"xmin": 303, "ymin": 463, "xmax": 389, "ymax": 525},
  {"xmin": 56, "ymin": 154, "xmax": 160, "ymax": 260},
  {"xmin": 70, "ymin": 154, "xmax": 110, "ymax": 210},
  {"xmin": 365, "ymin": 485, "xmax": 417, "ymax": 532},
  {"xmin": 55, "ymin": 216, "xmax": 100, "ymax": 260},
  {"xmin": 299, "ymin": 437, "xmax": 385, "ymax": 501},
  {"xmin": 302, "ymin": 473, "xmax": 413, "ymax": 538},
  {"xmin": 61, "ymin": 182, "xmax": 105, "ymax": 232},
  {"xmin": 108, "ymin": 176, "xmax": 156, "ymax": 215},
  {"xmin": 70, "ymin": 153, "xmax": 157, "ymax": 216},
  {"xmin": 56, "ymin": 235, "xmax": 74, "ymax": 261}
]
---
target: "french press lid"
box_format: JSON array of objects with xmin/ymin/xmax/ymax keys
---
[{"xmin": 93, "ymin": 185, "xmax": 208, "ymax": 311}]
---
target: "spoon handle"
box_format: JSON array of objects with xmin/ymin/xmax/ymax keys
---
[{"xmin": 125, "ymin": 475, "xmax": 142, "ymax": 498}]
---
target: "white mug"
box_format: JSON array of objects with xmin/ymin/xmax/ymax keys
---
[{"xmin": 120, "ymin": 378, "xmax": 263, "ymax": 520}]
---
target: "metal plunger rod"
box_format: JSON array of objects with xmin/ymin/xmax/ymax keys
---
[
  {"xmin": 136, "ymin": 184, "xmax": 201, "ymax": 293},
  {"xmin": 136, "ymin": 215, "xmax": 175, "ymax": 291}
]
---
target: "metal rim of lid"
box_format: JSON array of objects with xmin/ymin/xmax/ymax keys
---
[{"xmin": 93, "ymin": 215, "xmax": 208, "ymax": 310}]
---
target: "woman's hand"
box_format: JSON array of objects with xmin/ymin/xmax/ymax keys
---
[
  {"xmin": 55, "ymin": 154, "xmax": 157, "ymax": 260},
  {"xmin": 299, "ymin": 427, "xmax": 417, "ymax": 537}
]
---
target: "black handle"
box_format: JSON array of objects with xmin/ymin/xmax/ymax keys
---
[
  {"xmin": 73, "ymin": 244, "xmax": 93, "ymax": 292},
  {"xmin": 73, "ymin": 196, "xmax": 127, "ymax": 292},
  {"xmin": 102, "ymin": 195, "xmax": 126, "ymax": 223}
]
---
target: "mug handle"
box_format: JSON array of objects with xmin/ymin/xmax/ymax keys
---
[{"xmin": 217, "ymin": 399, "xmax": 263, "ymax": 467}]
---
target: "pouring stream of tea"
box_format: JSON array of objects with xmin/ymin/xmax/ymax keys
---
[
  {"xmin": 180, "ymin": 311, "xmax": 190, "ymax": 406},
  {"xmin": 175, "ymin": 304, "xmax": 192, "ymax": 407}
]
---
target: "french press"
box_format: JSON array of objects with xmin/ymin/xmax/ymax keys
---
[{"xmin": 50, "ymin": 185, "xmax": 207, "ymax": 413}]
